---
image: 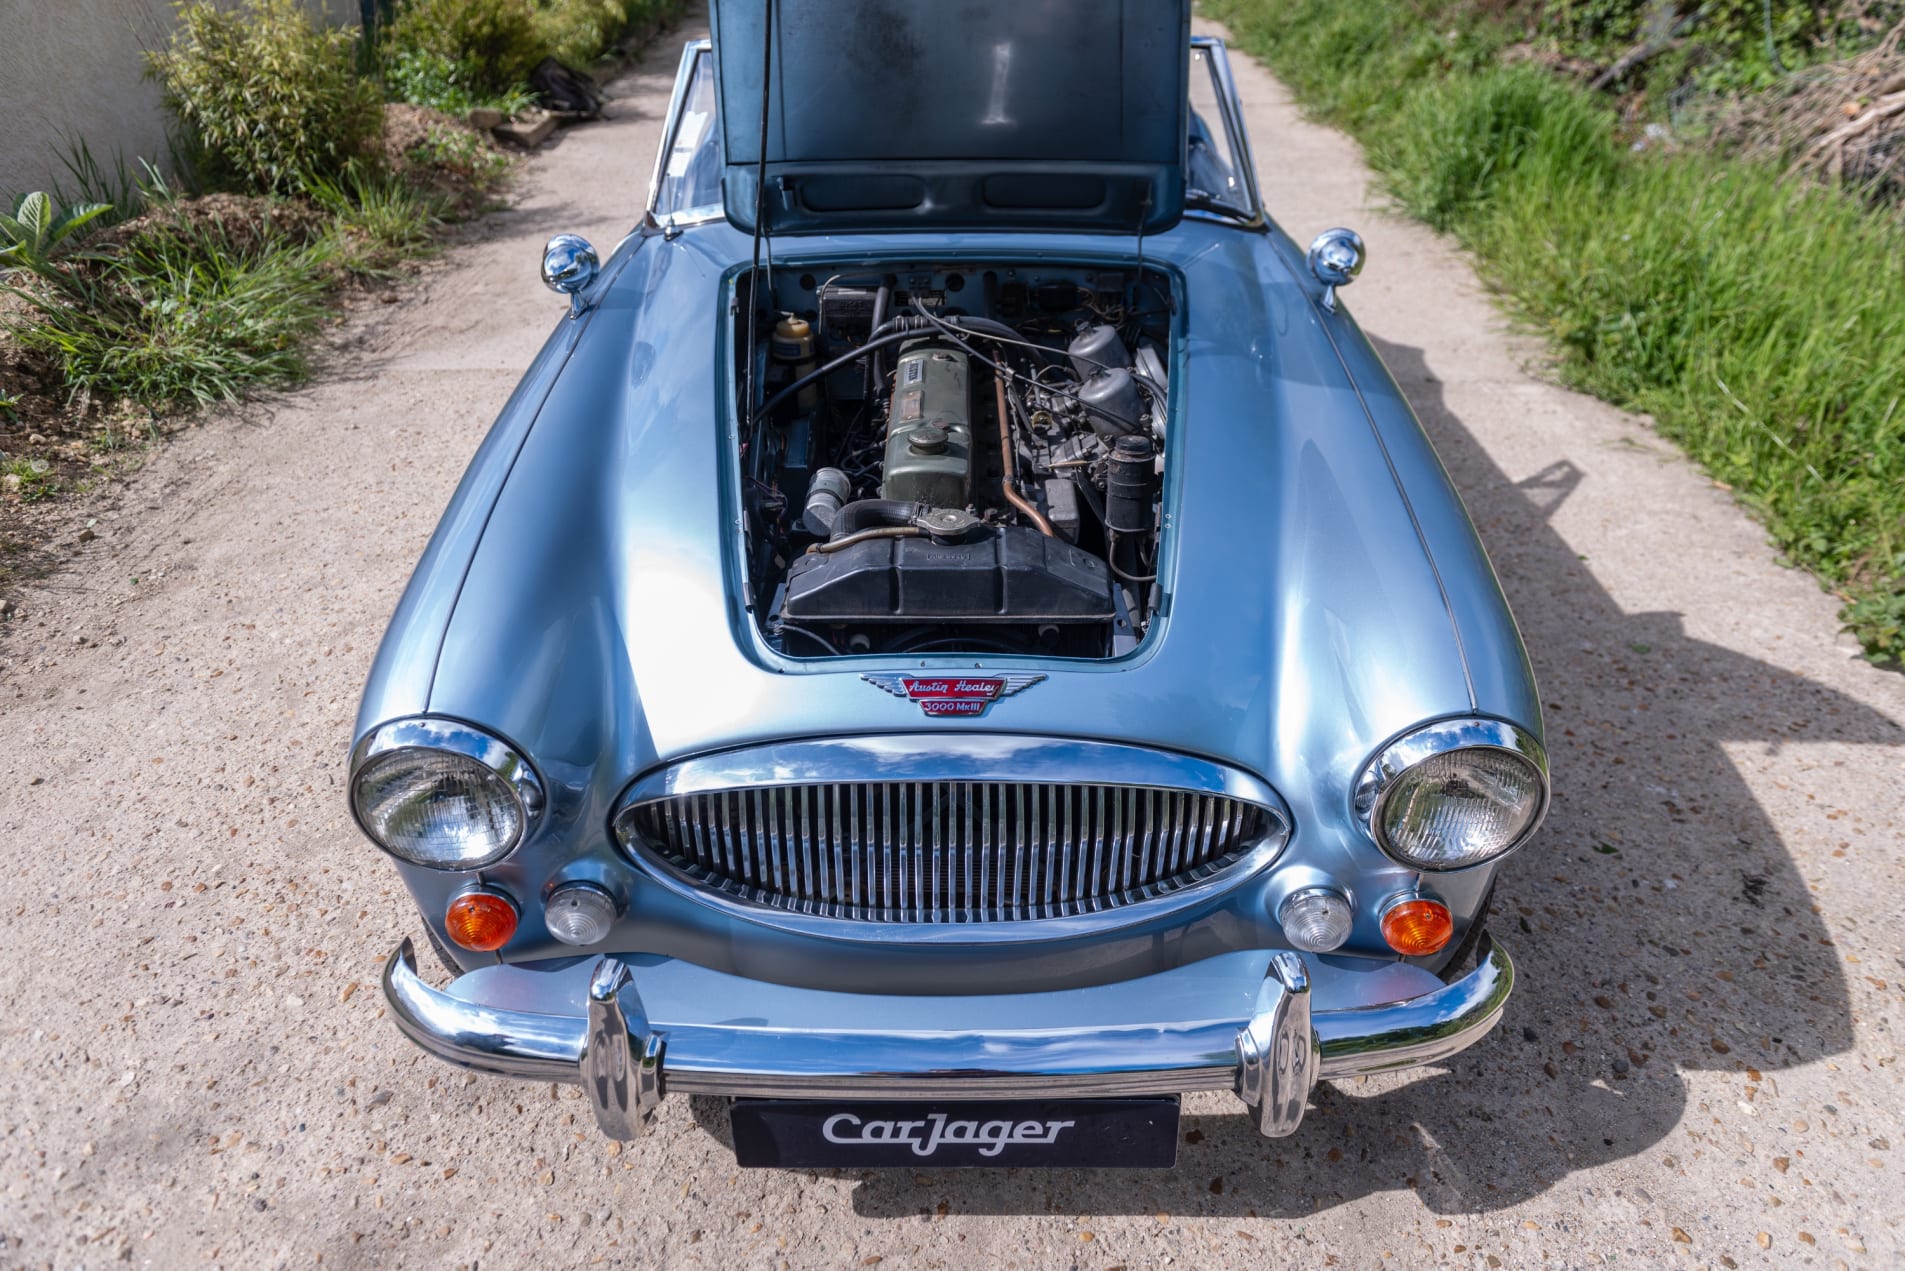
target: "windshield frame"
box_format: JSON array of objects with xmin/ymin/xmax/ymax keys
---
[
  {"xmin": 646, "ymin": 40, "xmax": 725, "ymax": 229},
  {"xmin": 1184, "ymin": 36, "xmax": 1264, "ymax": 227},
  {"xmin": 647, "ymin": 35, "xmax": 1265, "ymax": 233}
]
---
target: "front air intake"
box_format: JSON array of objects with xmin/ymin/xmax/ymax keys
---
[{"xmin": 618, "ymin": 779, "xmax": 1273, "ymax": 924}]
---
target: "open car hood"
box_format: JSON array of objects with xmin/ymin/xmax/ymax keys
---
[{"xmin": 709, "ymin": 0, "xmax": 1189, "ymax": 235}]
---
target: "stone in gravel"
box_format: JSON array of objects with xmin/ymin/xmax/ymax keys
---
[{"xmin": 495, "ymin": 112, "xmax": 557, "ymax": 147}]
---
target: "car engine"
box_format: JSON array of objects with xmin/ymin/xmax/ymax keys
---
[{"xmin": 736, "ymin": 265, "xmax": 1172, "ymax": 659}]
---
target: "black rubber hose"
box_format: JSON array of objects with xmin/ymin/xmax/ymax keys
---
[
  {"xmin": 758, "ymin": 329, "xmax": 918, "ymax": 420},
  {"xmin": 867, "ymin": 283, "xmax": 892, "ymax": 400},
  {"xmin": 829, "ymin": 499, "xmax": 921, "ymax": 541}
]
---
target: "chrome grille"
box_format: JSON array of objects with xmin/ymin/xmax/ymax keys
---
[{"xmin": 620, "ymin": 782, "xmax": 1272, "ymax": 923}]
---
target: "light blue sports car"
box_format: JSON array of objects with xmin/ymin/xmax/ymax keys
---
[{"xmin": 351, "ymin": 0, "xmax": 1546, "ymax": 1168}]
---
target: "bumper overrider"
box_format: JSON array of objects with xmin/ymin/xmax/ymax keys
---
[{"xmin": 381, "ymin": 936, "xmax": 1513, "ymax": 1141}]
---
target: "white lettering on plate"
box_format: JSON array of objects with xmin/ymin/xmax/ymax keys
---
[{"xmin": 820, "ymin": 1112, "xmax": 1076, "ymax": 1158}]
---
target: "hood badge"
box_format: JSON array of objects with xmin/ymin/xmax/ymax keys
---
[{"xmin": 862, "ymin": 673, "xmax": 1046, "ymax": 718}]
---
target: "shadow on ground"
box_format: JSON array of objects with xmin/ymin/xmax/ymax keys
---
[{"xmin": 687, "ymin": 335, "xmax": 1892, "ymax": 1219}]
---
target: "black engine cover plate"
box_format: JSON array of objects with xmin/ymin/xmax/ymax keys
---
[{"xmin": 782, "ymin": 525, "xmax": 1115, "ymax": 624}]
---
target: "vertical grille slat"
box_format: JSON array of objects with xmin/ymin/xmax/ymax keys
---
[
  {"xmin": 913, "ymin": 781, "xmax": 927, "ymax": 922},
  {"xmin": 630, "ymin": 779, "xmax": 1269, "ymax": 924},
  {"xmin": 1143, "ymin": 788, "xmax": 1161, "ymax": 893},
  {"xmin": 1014, "ymin": 783, "xmax": 1030, "ymax": 920}
]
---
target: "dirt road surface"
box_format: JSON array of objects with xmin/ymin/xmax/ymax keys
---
[{"xmin": 3, "ymin": 13, "xmax": 1901, "ymax": 1270}]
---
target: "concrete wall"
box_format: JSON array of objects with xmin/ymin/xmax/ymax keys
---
[{"xmin": 0, "ymin": 0, "xmax": 362, "ymax": 203}]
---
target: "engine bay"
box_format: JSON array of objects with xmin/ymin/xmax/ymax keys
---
[{"xmin": 735, "ymin": 263, "xmax": 1173, "ymax": 659}]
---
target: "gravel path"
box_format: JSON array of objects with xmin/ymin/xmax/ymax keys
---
[{"xmin": 3, "ymin": 14, "xmax": 1901, "ymax": 1270}]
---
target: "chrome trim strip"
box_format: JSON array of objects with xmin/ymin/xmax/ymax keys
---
[
  {"xmin": 609, "ymin": 736, "xmax": 1292, "ymax": 942},
  {"xmin": 381, "ymin": 939, "xmax": 1513, "ymax": 1116},
  {"xmin": 623, "ymin": 736, "xmax": 1280, "ymax": 803}
]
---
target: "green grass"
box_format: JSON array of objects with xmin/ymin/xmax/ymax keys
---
[
  {"xmin": 7, "ymin": 210, "xmax": 331, "ymax": 408},
  {"xmin": 307, "ymin": 163, "xmax": 442, "ymax": 276},
  {"xmin": 1207, "ymin": 0, "xmax": 1905, "ymax": 664}
]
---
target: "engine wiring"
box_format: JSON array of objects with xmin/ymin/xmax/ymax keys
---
[{"xmin": 738, "ymin": 266, "xmax": 1171, "ymax": 659}]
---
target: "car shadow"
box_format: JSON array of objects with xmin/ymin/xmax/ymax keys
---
[{"xmin": 687, "ymin": 334, "xmax": 1890, "ymax": 1218}]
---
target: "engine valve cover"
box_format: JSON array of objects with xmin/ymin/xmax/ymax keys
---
[{"xmin": 881, "ymin": 340, "xmax": 973, "ymax": 508}]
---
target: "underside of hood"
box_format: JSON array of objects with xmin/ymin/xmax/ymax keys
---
[{"xmin": 710, "ymin": 0, "xmax": 1189, "ymax": 235}]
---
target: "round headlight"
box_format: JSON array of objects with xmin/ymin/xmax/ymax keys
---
[
  {"xmin": 349, "ymin": 719, "xmax": 543, "ymax": 870},
  {"xmin": 1356, "ymin": 719, "xmax": 1547, "ymax": 871}
]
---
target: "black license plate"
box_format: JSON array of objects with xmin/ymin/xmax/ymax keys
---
[{"xmin": 730, "ymin": 1096, "xmax": 1179, "ymax": 1168}]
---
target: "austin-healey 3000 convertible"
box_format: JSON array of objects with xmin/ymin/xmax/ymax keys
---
[{"xmin": 351, "ymin": 0, "xmax": 1546, "ymax": 1168}]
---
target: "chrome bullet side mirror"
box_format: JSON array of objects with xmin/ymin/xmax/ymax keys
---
[
  {"xmin": 541, "ymin": 234, "xmax": 600, "ymax": 316},
  {"xmin": 1306, "ymin": 228, "xmax": 1366, "ymax": 313}
]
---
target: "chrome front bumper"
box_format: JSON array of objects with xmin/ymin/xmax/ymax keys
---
[{"xmin": 382, "ymin": 937, "xmax": 1513, "ymax": 1142}]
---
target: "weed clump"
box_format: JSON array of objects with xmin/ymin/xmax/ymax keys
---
[
  {"xmin": 6, "ymin": 192, "xmax": 331, "ymax": 407},
  {"xmin": 307, "ymin": 164, "xmax": 442, "ymax": 277}
]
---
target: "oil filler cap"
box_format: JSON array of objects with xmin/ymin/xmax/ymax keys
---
[{"xmin": 908, "ymin": 425, "xmax": 950, "ymax": 455}]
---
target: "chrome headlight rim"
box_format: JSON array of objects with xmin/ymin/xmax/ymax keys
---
[
  {"xmin": 348, "ymin": 717, "xmax": 546, "ymax": 871},
  {"xmin": 1354, "ymin": 717, "xmax": 1548, "ymax": 872}
]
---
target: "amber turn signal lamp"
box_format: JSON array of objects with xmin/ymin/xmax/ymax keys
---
[
  {"xmin": 1380, "ymin": 897, "xmax": 1453, "ymax": 956},
  {"xmin": 444, "ymin": 889, "xmax": 518, "ymax": 952}
]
